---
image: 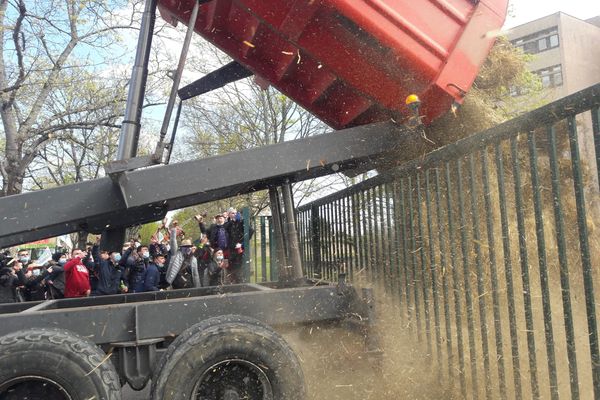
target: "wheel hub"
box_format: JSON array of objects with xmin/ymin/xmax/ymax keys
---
[
  {"xmin": 194, "ymin": 359, "xmax": 274, "ymax": 400},
  {"xmin": 0, "ymin": 376, "xmax": 72, "ymax": 400}
]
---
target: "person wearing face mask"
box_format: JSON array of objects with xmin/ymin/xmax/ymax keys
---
[
  {"xmin": 91, "ymin": 250, "xmax": 124, "ymax": 296},
  {"xmin": 206, "ymin": 248, "xmax": 226, "ymax": 287},
  {"xmin": 16, "ymin": 249, "xmax": 32, "ymax": 269},
  {"xmin": 144, "ymin": 253, "xmax": 167, "ymax": 292},
  {"xmin": 46, "ymin": 252, "xmax": 67, "ymax": 299},
  {"xmin": 121, "ymin": 244, "xmax": 150, "ymax": 294},
  {"xmin": 63, "ymin": 248, "xmax": 91, "ymax": 298},
  {"xmin": 21, "ymin": 258, "xmax": 53, "ymax": 301},
  {"xmin": 165, "ymin": 233, "xmax": 200, "ymax": 289}
]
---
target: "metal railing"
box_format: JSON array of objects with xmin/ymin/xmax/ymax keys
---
[
  {"xmin": 247, "ymin": 215, "xmax": 278, "ymax": 283},
  {"xmin": 296, "ymin": 83, "xmax": 600, "ymax": 400}
]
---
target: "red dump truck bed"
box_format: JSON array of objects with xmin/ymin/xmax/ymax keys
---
[{"xmin": 157, "ymin": 0, "xmax": 508, "ymax": 129}]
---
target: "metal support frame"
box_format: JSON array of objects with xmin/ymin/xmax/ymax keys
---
[
  {"xmin": 269, "ymin": 187, "xmax": 289, "ymax": 280},
  {"xmin": 1, "ymin": 122, "xmax": 408, "ymax": 248},
  {"xmin": 164, "ymin": 100, "xmax": 183, "ymax": 165},
  {"xmin": 103, "ymin": 0, "xmax": 158, "ymax": 251},
  {"xmin": 155, "ymin": 0, "xmax": 202, "ymax": 159},
  {"xmin": 281, "ymin": 181, "xmax": 303, "ymax": 280},
  {"xmin": 113, "ymin": 338, "xmax": 163, "ymax": 390},
  {"xmin": 0, "ymin": 283, "xmax": 368, "ymax": 345},
  {"xmin": 116, "ymin": 0, "xmax": 157, "ymax": 161},
  {"xmin": 178, "ymin": 61, "xmax": 253, "ymax": 100},
  {"xmin": 310, "ymin": 204, "xmax": 322, "ymax": 278}
]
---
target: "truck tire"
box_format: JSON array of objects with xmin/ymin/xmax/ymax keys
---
[
  {"xmin": 151, "ymin": 315, "xmax": 305, "ymax": 400},
  {"xmin": 0, "ymin": 327, "xmax": 120, "ymax": 400}
]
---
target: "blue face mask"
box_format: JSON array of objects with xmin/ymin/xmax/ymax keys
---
[
  {"xmin": 19, "ymin": 257, "xmax": 30, "ymax": 264},
  {"xmin": 32, "ymin": 269, "xmax": 40, "ymax": 276},
  {"xmin": 142, "ymin": 251, "xmax": 150, "ymax": 259},
  {"xmin": 113, "ymin": 254, "xmax": 122, "ymax": 262},
  {"xmin": 156, "ymin": 263, "xmax": 164, "ymax": 268},
  {"xmin": 58, "ymin": 259, "xmax": 67, "ymax": 266}
]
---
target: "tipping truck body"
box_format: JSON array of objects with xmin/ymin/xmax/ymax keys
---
[{"xmin": 157, "ymin": 0, "xmax": 508, "ymax": 128}]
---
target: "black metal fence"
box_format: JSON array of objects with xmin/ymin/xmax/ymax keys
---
[
  {"xmin": 248, "ymin": 215, "xmax": 278, "ymax": 283},
  {"xmin": 296, "ymin": 84, "xmax": 600, "ymax": 400}
]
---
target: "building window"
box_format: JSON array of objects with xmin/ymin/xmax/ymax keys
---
[
  {"xmin": 511, "ymin": 27, "xmax": 559, "ymax": 55},
  {"xmin": 536, "ymin": 64, "xmax": 563, "ymax": 88}
]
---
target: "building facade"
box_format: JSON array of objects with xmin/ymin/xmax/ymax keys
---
[{"xmin": 507, "ymin": 12, "xmax": 600, "ymax": 190}]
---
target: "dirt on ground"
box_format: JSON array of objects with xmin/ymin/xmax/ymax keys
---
[{"xmin": 283, "ymin": 293, "xmax": 453, "ymax": 400}]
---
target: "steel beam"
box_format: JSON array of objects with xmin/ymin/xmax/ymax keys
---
[
  {"xmin": 178, "ymin": 61, "xmax": 253, "ymax": 100},
  {"xmin": 117, "ymin": 0, "xmax": 157, "ymax": 160},
  {"xmin": 0, "ymin": 122, "xmax": 409, "ymax": 248},
  {"xmin": 0, "ymin": 285, "xmax": 365, "ymax": 345},
  {"xmin": 282, "ymin": 181, "xmax": 303, "ymax": 280}
]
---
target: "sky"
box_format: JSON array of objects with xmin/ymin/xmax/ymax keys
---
[{"xmin": 505, "ymin": 0, "xmax": 600, "ymax": 28}]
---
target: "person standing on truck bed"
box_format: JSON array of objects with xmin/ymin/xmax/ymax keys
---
[{"xmin": 63, "ymin": 249, "xmax": 92, "ymax": 298}]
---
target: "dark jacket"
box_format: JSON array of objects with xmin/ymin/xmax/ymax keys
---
[
  {"xmin": 45, "ymin": 262, "xmax": 65, "ymax": 298},
  {"xmin": 22, "ymin": 267, "xmax": 50, "ymax": 301},
  {"xmin": 206, "ymin": 259, "xmax": 222, "ymax": 287},
  {"xmin": 144, "ymin": 263, "xmax": 161, "ymax": 292},
  {"xmin": 226, "ymin": 217, "xmax": 254, "ymax": 250},
  {"xmin": 0, "ymin": 268, "xmax": 19, "ymax": 303},
  {"xmin": 200, "ymin": 222, "xmax": 230, "ymax": 250},
  {"xmin": 122, "ymin": 248, "xmax": 147, "ymax": 293},
  {"xmin": 149, "ymin": 242, "xmax": 168, "ymax": 258},
  {"xmin": 92, "ymin": 259, "xmax": 122, "ymax": 295},
  {"xmin": 194, "ymin": 244, "xmax": 212, "ymax": 268}
]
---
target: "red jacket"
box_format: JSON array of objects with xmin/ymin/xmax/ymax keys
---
[{"xmin": 63, "ymin": 258, "xmax": 91, "ymax": 298}]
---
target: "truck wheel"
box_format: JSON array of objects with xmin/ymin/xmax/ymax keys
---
[
  {"xmin": 0, "ymin": 328, "xmax": 120, "ymax": 400},
  {"xmin": 151, "ymin": 315, "xmax": 305, "ymax": 400}
]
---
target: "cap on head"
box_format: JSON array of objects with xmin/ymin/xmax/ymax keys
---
[{"xmin": 181, "ymin": 239, "xmax": 192, "ymax": 247}]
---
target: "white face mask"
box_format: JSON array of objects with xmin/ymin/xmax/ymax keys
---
[{"xmin": 216, "ymin": 255, "xmax": 224, "ymax": 262}]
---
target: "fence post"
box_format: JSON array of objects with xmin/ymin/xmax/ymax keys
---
[
  {"xmin": 311, "ymin": 205, "xmax": 322, "ymax": 279},
  {"xmin": 242, "ymin": 207, "xmax": 251, "ymax": 283}
]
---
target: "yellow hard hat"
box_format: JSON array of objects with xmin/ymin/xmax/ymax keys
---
[{"xmin": 405, "ymin": 94, "xmax": 420, "ymax": 105}]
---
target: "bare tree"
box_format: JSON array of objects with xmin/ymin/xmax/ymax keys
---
[{"xmin": 0, "ymin": 0, "xmax": 143, "ymax": 196}]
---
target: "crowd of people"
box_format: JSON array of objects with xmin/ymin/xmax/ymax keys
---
[{"xmin": 0, "ymin": 208, "xmax": 253, "ymax": 303}]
